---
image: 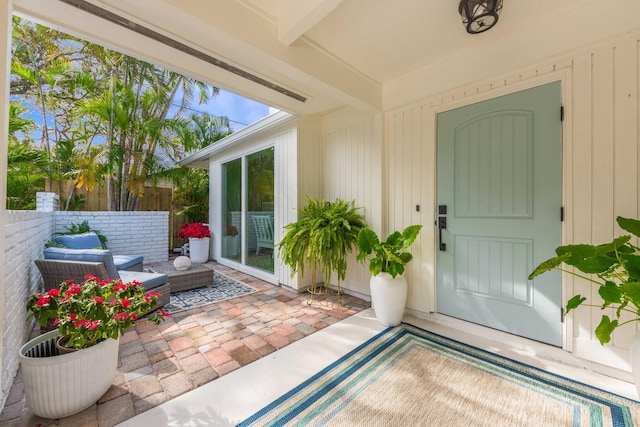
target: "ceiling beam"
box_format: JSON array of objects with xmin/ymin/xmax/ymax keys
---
[{"xmin": 277, "ymin": 0, "xmax": 342, "ymax": 46}]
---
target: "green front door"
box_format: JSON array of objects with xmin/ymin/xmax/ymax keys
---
[{"xmin": 436, "ymin": 82, "xmax": 563, "ymax": 346}]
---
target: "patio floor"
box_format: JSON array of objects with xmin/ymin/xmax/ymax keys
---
[{"xmin": 0, "ymin": 262, "xmax": 370, "ymax": 427}]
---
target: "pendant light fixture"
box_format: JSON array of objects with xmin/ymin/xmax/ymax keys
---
[{"xmin": 458, "ymin": 0, "xmax": 503, "ymax": 34}]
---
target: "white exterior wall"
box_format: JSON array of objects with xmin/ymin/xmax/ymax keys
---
[
  {"xmin": 319, "ymin": 109, "xmax": 383, "ymax": 299},
  {"xmin": 273, "ymin": 127, "xmax": 299, "ymax": 288},
  {"xmin": 54, "ymin": 212, "xmax": 169, "ymax": 263},
  {"xmin": 386, "ymin": 105, "xmax": 436, "ymax": 315},
  {"xmin": 293, "ymin": 118, "xmax": 322, "ymax": 290},
  {"xmin": 383, "ymin": 29, "xmax": 640, "ymax": 373},
  {"xmin": 2, "ymin": 210, "xmax": 54, "ymax": 411}
]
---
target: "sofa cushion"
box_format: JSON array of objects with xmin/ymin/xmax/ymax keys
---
[
  {"xmin": 118, "ymin": 270, "xmax": 168, "ymax": 291},
  {"xmin": 54, "ymin": 232, "xmax": 103, "ymax": 249},
  {"xmin": 43, "ymin": 247, "xmax": 120, "ymax": 279},
  {"xmin": 113, "ymin": 254, "xmax": 144, "ymax": 270}
]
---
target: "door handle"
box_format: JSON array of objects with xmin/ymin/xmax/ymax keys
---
[
  {"xmin": 438, "ymin": 216, "xmax": 447, "ymax": 251},
  {"xmin": 438, "ymin": 204, "xmax": 447, "ymax": 252}
]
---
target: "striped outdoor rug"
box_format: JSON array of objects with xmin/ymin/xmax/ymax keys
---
[
  {"xmin": 164, "ymin": 272, "xmax": 257, "ymax": 313},
  {"xmin": 239, "ymin": 324, "xmax": 640, "ymax": 426}
]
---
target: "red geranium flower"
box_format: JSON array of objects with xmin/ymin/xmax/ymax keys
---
[
  {"xmin": 114, "ymin": 312, "xmax": 129, "ymax": 321},
  {"xmin": 66, "ymin": 284, "xmax": 82, "ymax": 295},
  {"xmin": 36, "ymin": 296, "xmax": 50, "ymax": 307},
  {"xmin": 26, "ymin": 276, "xmax": 168, "ymax": 350},
  {"xmin": 113, "ymin": 284, "xmax": 126, "ymax": 292},
  {"xmin": 178, "ymin": 222, "xmax": 211, "ymax": 239}
]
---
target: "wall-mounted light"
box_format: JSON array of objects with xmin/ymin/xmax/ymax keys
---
[{"xmin": 458, "ymin": 0, "xmax": 503, "ymax": 34}]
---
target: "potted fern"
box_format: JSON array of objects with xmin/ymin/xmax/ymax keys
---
[
  {"xmin": 356, "ymin": 224, "xmax": 422, "ymax": 326},
  {"xmin": 278, "ymin": 198, "xmax": 365, "ymax": 302}
]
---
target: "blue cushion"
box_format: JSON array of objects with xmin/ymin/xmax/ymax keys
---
[
  {"xmin": 43, "ymin": 247, "xmax": 120, "ymax": 279},
  {"xmin": 113, "ymin": 255, "xmax": 144, "ymax": 270},
  {"xmin": 54, "ymin": 232, "xmax": 103, "ymax": 249},
  {"xmin": 119, "ymin": 270, "xmax": 168, "ymax": 291}
]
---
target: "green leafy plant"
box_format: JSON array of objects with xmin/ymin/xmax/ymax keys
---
[
  {"xmin": 356, "ymin": 225, "xmax": 422, "ymax": 278},
  {"xmin": 529, "ymin": 216, "xmax": 640, "ymax": 345},
  {"xmin": 57, "ymin": 220, "xmax": 108, "ymax": 249},
  {"xmin": 173, "ymin": 168, "xmax": 210, "ymax": 224},
  {"xmin": 27, "ymin": 275, "xmax": 170, "ymax": 349},
  {"xmin": 278, "ymin": 198, "xmax": 365, "ymax": 299}
]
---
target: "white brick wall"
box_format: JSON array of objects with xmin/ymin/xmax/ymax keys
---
[
  {"xmin": 36, "ymin": 192, "xmax": 59, "ymax": 212},
  {"xmin": 54, "ymin": 211, "xmax": 169, "ymax": 263},
  {"xmin": 2, "ymin": 210, "xmax": 55, "ymax": 410}
]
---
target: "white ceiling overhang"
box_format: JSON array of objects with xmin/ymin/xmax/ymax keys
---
[
  {"xmin": 12, "ymin": 0, "xmax": 640, "ymax": 115},
  {"xmin": 13, "ymin": 0, "xmax": 381, "ymax": 116}
]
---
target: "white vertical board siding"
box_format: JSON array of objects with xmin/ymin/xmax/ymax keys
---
[
  {"xmin": 291, "ymin": 122, "xmax": 322, "ymax": 290},
  {"xmin": 386, "ymin": 106, "xmax": 435, "ymax": 314},
  {"xmin": 570, "ymin": 54, "xmax": 594, "ymax": 354},
  {"xmin": 385, "ymin": 30, "xmax": 640, "ymax": 372},
  {"xmin": 274, "ymin": 128, "xmax": 300, "ymax": 289},
  {"xmin": 320, "ymin": 109, "xmax": 381, "ymax": 298},
  {"xmin": 298, "ymin": 122, "xmax": 323, "ymax": 206},
  {"xmin": 571, "ymin": 40, "xmax": 640, "ymax": 369}
]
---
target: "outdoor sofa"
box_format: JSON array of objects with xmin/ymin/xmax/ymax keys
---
[
  {"xmin": 35, "ymin": 247, "xmax": 170, "ymax": 311},
  {"xmin": 52, "ymin": 232, "xmax": 144, "ymax": 271}
]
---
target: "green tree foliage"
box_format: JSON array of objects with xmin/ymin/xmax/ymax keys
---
[
  {"xmin": 9, "ymin": 17, "xmax": 231, "ymax": 213},
  {"xmin": 168, "ymin": 113, "xmax": 232, "ymax": 222},
  {"xmin": 7, "ymin": 102, "xmax": 44, "ymax": 209},
  {"xmin": 173, "ymin": 168, "xmax": 209, "ymax": 224}
]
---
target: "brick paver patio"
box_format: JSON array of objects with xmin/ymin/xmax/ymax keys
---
[{"xmin": 0, "ymin": 262, "xmax": 370, "ymax": 427}]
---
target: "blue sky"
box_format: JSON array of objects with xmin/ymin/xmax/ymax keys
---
[
  {"xmin": 13, "ymin": 86, "xmax": 271, "ymax": 142},
  {"xmin": 192, "ymin": 88, "xmax": 271, "ymax": 132}
]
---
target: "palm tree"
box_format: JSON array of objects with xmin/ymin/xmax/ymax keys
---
[{"xmin": 10, "ymin": 17, "xmax": 226, "ymax": 212}]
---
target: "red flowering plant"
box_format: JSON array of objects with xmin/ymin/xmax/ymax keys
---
[
  {"xmin": 224, "ymin": 223, "xmax": 239, "ymax": 236},
  {"xmin": 26, "ymin": 275, "xmax": 170, "ymax": 349},
  {"xmin": 179, "ymin": 222, "xmax": 211, "ymax": 239}
]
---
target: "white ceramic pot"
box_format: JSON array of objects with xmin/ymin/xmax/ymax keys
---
[
  {"xmin": 189, "ymin": 237, "xmax": 210, "ymax": 263},
  {"xmin": 630, "ymin": 332, "xmax": 640, "ymax": 398},
  {"xmin": 223, "ymin": 235, "xmax": 239, "ymax": 257},
  {"xmin": 370, "ymin": 272, "xmax": 408, "ymax": 327},
  {"xmin": 19, "ymin": 330, "xmax": 119, "ymax": 419}
]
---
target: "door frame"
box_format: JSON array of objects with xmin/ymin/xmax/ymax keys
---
[{"xmin": 430, "ymin": 71, "xmax": 572, "ymax": 351}]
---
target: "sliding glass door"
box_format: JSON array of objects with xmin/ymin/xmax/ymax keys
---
[
  {"xmin": 221, "ymin": 147, "xmax": 274, "ymax": 274},
  {"xmin": 221, "ymin": 158, "xmax": 242, "ymax": 263}
]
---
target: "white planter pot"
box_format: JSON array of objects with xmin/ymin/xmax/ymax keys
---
[
  {"xmin": 223, "ymin": 235, "xmax": 239, "ymax": 257},
  {"xmin": 189, "ymin": 237, "xmax": 210, "ymax": 263},
  {"xmin": 629, "ymin": 332, "xmax": 640, "ymax": 398},
  {"xmin": 19, "ymin": 330, "xmax": 119, "ymax": 419},
  {"xmin": 370, "ymin": 272, "xmax": 408, "ymax": 327}
]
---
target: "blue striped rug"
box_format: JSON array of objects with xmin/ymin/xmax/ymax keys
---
[
  {"xmin": 164, "ymin": 272, "xmax": 257, "ymax": 313},
  {"xmin": 238, "ymin": 324, "xmax": 640, "ymax": 426}
]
